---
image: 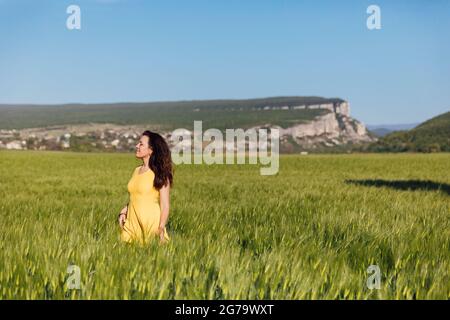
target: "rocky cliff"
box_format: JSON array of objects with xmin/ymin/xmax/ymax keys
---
[{"xmin": 267, "ymin": 101, "xmax": 376, "ymax": 151}]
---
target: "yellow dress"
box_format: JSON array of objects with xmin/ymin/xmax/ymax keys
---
[{"xmin": 120, "ymin": 166, "xmax": 170, "ymax": 244}]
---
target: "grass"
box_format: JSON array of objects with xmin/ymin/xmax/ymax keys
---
[{"xmin": 0, "ymin": 150, "xmax": 449, "ymax": 299}]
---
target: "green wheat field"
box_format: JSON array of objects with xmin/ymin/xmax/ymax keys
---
[{"xmin": 0, "ymin": 150, "xmax": 449, "ymax": 299}]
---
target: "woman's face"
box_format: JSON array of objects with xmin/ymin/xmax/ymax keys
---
[{"xmin": 135, "ymin": 135, "xmax": 152, "ymax": 159}]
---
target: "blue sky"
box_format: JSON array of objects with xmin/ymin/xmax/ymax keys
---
[{"xmin": 0, "ymin": 0, "xmax": 449, "ymax": 125}]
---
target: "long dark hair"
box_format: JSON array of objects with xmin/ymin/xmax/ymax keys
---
[{"xmin": 142, "ymin": 130, "xmax": 173, "ymax": 190}]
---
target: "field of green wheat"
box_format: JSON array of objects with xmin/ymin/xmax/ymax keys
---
[{"xmin": 0, "ymin": 150, "xmax": 449, "ymax": 299}]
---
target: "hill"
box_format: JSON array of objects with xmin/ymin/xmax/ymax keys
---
[
  {"xmin": 0, "ymin": 96, "xmax": 344, "ymax": 130},
  {"xmin": 367, "ymin": 123, "xmax": 419, "ymax": 137},
  {"xmin": 367, "ymin": 111, "xmax": 450, "ymax": 152}
]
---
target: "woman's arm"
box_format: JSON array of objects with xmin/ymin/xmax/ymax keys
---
[{"xmin": 158, "ymin": 183, "xmax": 170, "ymax": 230}]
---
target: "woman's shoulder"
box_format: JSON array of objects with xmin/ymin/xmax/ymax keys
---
[{"xmin": 132, "ymin": 166, "xmax": 141, "ymax": 174}]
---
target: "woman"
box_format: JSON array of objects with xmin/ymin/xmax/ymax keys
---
[{"xmin": 118, "ymin": 130, "xmax": 173, "ymax": 245}]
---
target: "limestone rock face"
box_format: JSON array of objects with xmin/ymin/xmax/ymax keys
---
[
  {"xmin": 281, "ymin": 112, "xmax": 340, "ymax": 139},
  {"xmin": 277, "ymin": 101, "xmax": 375, "ymax": 150}
]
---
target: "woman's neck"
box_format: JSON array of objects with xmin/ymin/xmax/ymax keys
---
[{"xmin": 142, "ymin": 156, "xmax": 150, "ymax": 168}]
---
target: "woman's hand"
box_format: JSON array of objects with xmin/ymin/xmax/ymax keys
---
[
  {"xmin": 158, "ymin": 225, "xmax": 167, "ymax": 244},
  {"xmin": 118, "ymin": 213, "xmax": 127, "ymax": 229},
  {"xmin": 118, "ymin": 206, "xmax": 127, "ymax": 229}
]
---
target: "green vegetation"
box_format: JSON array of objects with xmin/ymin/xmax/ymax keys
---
[
  {"xmin": 368, "ymin": 112, "xmax": 450, "ymax": 152},
  {"xmin": 0, "ymin": 97, "xmax": 341, "ymax": 130},
  {"xmin": 1, "ymin": 151, "xmax": 449, "ymax": 299}
]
